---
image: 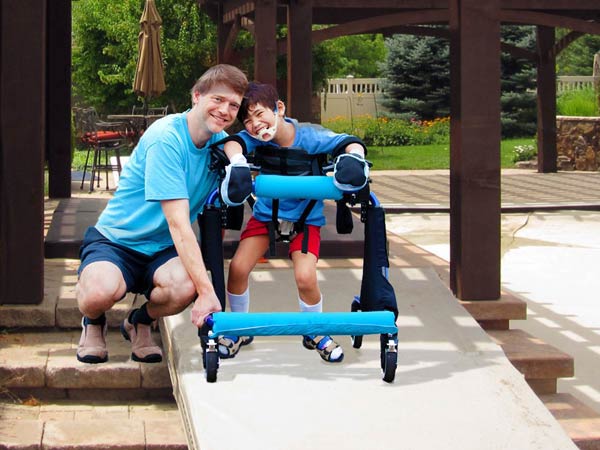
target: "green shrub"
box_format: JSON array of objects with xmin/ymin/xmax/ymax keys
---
[
  {"xmin": 512, "ymin": 143, "xmax": 537, "ymax": 163},
  {"xmin": 557, "ymin": 88, "xmax": 599, "ymax": 116},
  {"xmin": 322, "ymin": 115, "xmax": 450, "ymax": 147}
]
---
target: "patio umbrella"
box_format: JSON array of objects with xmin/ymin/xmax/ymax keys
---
[{"xmin": 133, "ymin": 0, "xmax": 166, "ymax": 113}]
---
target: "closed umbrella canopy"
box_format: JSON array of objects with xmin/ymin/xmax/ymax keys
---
[{"xmin": 133, "ymin": 0, "xmax": 166, "ymax": 102}]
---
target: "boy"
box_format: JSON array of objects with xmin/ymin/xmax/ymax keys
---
[
  {"xmin": 217, "ymin": 82, "xmax": 369, "ymax": 363},
  {"xmin": 76, "ymin": 64, "xmax": 248, "ymax": 364}
]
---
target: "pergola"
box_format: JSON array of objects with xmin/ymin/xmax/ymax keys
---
[{"xmin": 1, "ymin": 0, "xmax": 599, "ymax": 305}]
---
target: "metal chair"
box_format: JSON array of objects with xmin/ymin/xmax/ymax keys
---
[{"xmin": 73, "ymin": 107, "xmax": 129, "ymax": 192}]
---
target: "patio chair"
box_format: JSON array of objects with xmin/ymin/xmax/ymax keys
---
[{"xmin": 73, "ymin": 107, "xmax": 130, "ymax": 192}]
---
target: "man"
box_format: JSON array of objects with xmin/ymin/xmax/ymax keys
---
[{"xmin": 76, "ymin": 64, "xmax": 248, "ymax": 364}]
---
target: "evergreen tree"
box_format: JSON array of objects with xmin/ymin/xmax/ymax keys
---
[
  {"xmin": 381, "ymin": 26, "xmax": 537, "ymax": 137},
  {"xmin": 500, "ymin": 26, "xmax": 537, "ymax": 138},
  {"xmin": 380, "ymin": 33, "xmax": 450, "ymax": 120}
]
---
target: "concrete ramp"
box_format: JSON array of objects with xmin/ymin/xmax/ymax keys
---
[{"xmin": 161, "ymin": 267, "xmax": 576, "ymax": 450}]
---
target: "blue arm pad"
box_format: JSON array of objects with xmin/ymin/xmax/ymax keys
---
[
  {"xmin": 254, "ymin": 175, "xmax": 343, "ymax": 200},
  {"xmin": 208, "ymin": 311, "xmax": 397, "ymax": 338}
]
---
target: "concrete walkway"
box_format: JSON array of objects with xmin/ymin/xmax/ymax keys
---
[
  {"xmin": 387, "ymin": 210, "xmax": 600, "ymax": 415},
  {"xmin": 7, "ymin": 168, "xmax": 595, "ymax": 449},
  {"xmin": 162, "ymin": 265, "xmax": 575, "ymax": 450}
]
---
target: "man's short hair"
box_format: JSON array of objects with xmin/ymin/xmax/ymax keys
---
[
  {"xmin": 237, "ymin": 82, "xmax": 279, "ymax": 124},
  {"xmin": 190, "ymin": 64, "xmax": 248, "ymax": 101}
]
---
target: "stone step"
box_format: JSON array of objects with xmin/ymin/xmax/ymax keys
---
[
  {"xmin": 487, "ymin": 329, "xmax": 574, "ymax": 395},
  {"xmin": 540, "ymin": 393, "xmax": 600, "ymax": 450},
  {"xmin": 460, "ymin": 292, "xmax": 527, "ymax": 330},
  {"xmin": 0, "ymin": 329, "xmax": 172, "ymax": 400},
  {"xmin": 0, "ymin": 399, "xmax": 188, "ymax": 450}
]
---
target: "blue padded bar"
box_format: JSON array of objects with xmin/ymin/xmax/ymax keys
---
[
  {"xmin": 254, "ymin": 175, "xmax": 343, "ymax": 200},
  {"xmin": 208, "ymin": 311, "xmax": 397, "ymax": 338}
]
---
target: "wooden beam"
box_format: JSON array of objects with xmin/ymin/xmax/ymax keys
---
[
  {"xmin": 449, "ymin": 0, "xmax": 501, "ymax": 300},
  {"xmin": 223, "ymin": 14, "xmax": 242, "ymax": 63},
  {"xmin": 500, "ymin": 10, "xmax": 600, "ymax": 35},
  {"xmin": 286, "ymin": 0, "xmax": 313, "ymax": 121},
  {"xmin": 1, "ymin": 0, "xmax": 46, "ymax": 304},
  {"xmin": 551, "ymin": 30, "xmax": 585, "ymax": 59},
  {"xmin": 311, "ymin": 10, "xmax": 449, "ymax": 42}
]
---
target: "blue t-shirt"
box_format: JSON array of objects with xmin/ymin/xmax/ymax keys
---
[
  {"xmin": 95, "ymin": 111, "xmax": 225, "ymax": 255},
  {"xmin": 238, "ymin": 117, "xmax": 353, "ymax": 226}
]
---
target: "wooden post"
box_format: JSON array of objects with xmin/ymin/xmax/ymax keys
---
[
  {"xmin": 286, "ymin": 0, "xmax": 313, "ymax": 121},
  {"xmin": 47, "ymin": 0, "xmax": 72, "ymax": 198},
  {"xmin": 449, "ymin": 0, "xmax": 501, "ymax": 300},
  {"xmin": 254, "ymin": 0, "xmax": 277, "ymax": 87},
  {"xmin": 0, "ymin": 0, "xmax": 46, "ymax": 304},
  {"xmin": 593, "ymin": 52, "xmax": 600, "ymax": 112},
  {"xmin": 536, "ymin": 26, "xmax": 557, "ymax": 173}
]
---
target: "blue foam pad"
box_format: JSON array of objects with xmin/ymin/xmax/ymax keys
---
[
  {"xmin": 254, "ymin": 175, "xmax": 343, "ymax": 200},
  {"xmin": 208, "ymin": 311, "xmax": 397, "ymax": 338}
]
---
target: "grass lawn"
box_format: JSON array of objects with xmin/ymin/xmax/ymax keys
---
[
  {"xmin": 71, "ymin": 137, "xmax": 536, "ymax": 171},
  {"xmin": 366, "ymin": 137, "xmax": 536, "ymax": 170}
]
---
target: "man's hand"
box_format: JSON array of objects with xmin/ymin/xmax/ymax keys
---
[
  {"xmin": 333, "ymin": 152, "xmax": 369, "ymax": 191},
  {"xmin": 190, "ymin": 290, "xmax": 222, "ymax": 327},
  {"xmin": 220, "ymin": 153, "xmax": 252, "ymax": 206}
]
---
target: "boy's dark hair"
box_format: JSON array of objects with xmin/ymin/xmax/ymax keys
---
[{"xmin": 237, "ymin": 82, "xmax": 279, "ymax": 123}]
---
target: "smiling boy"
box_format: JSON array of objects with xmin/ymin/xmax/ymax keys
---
[{"xmin": 216, "ymin": 82, "xmax": 369, "ymax": 363}]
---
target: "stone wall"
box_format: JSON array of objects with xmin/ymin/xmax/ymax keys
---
[{"xmin": 556, "ymin": 116, "xmax": 600, "ymax": 171}]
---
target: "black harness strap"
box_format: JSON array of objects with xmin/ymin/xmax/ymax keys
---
[{"xmin": 268, "ymin": 199, "xmax": 280, "ymax": 255}]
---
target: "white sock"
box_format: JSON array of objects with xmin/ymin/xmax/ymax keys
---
[
  {"xmin": 227, "ymin": 288, "xmax": 250, "ymax": 313},
  {"xmin": 299, "ymin": 295, "xmax": 323, "ymax": 313}
]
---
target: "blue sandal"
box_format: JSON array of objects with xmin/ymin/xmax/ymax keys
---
[{"xmin": 302, "ymin": 335, "xmax": 344, "ymax": 363}]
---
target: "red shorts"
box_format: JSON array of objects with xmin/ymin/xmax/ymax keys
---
[{"xmin": 240, "ymin": 216, "xmax": 321, "ymax": 258}]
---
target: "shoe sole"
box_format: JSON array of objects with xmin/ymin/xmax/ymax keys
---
[
  {"xmin": 77, "ymin": 353, "xmax": 108, "ymax": 364},
  {"xmin": 120, "ymin": 321, "xmax": 163, "ymax": 363}
]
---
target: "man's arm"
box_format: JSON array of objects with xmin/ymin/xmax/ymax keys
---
[{"xmin": 161, "ymin": 199, "xmax": 222, "ymax": 327}]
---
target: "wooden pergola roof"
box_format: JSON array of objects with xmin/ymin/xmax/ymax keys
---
[{"xmin": 1, "ymin": 0, "xmax": 599, "ymax": 304}]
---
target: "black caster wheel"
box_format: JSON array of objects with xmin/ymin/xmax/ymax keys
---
[
  {"xmin": 351, "ymin": 298, "xmax": 363, "ymax": 349},
  {"xmin": 205, "ymin": 350, "xmax": 219, "ymax": 383},
  {"xmin": 382, "ymin": 350, "xmax": 397, "ymax": 383}
]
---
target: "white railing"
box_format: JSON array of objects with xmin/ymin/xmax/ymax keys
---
[
  {"xmin": 321, "ymin": 77, "xmax": 387, "ymax": 121},
  {"xmin": 556, "ymin": 76, "xmax": 597, "ymax": 93},
  {"xmin": 321, "ymin": 76, "xmax": 599, "ymax": 120}
]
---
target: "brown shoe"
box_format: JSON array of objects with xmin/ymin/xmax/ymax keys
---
[
  {"xmin": 120, "ymin": 317, "xmax": 163, "ymax": 363},
  {"xmin": 77, "ymin": 318, "xmax": 108, "ymax": 364}
]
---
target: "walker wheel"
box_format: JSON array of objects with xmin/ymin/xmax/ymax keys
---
[
  {"xmin": 382, "ymin": 350, "xmax": 397, "ymax": 383},
  {"xmin": 351, "ymin": 297, "xmax": 363, "ymax": 348},
  {"xmin": 205, "ymin": 350, "xmax": 219, "ymax": 383}
]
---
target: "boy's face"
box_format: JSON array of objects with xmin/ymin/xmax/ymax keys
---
[
  {"xmin": 242, "ymin": 102, "xmax": 280, "ymax": 141},
  {"xmin": 193, "ymin": 83, "xmax": 243, "ymax": 134}
]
